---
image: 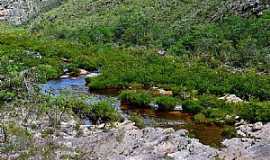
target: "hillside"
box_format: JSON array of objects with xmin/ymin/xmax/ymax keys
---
[
  {"xmin": 28, "ymin": 0, "xmax": 270, "ymax": 71},
  {"xmin": 1, "ymin": 0, "xmax": 270, "ymax": 159}
]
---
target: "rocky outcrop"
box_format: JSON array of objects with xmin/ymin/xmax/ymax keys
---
[
  {"xmin": 210, "ymin": 0, "xmax": 270, "ymax": 21},
  {"xmin": 219, "ymin": 94, "xmax": 243, "ymax": 103},
  {"xmin": 55, "ymin": 121, "xmax": 219, "ymax": 160},
  {"xmin": 0, "ymin": 0, "xmax": 63, "ymax": 25},
  {"xmin": 219, "ymin": 122, "xmax": 270, "ymax": 160}
]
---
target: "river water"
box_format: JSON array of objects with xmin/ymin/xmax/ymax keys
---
[{"xmin": 40, "ymin": 75, "xmax": 225, "ymax": 147}]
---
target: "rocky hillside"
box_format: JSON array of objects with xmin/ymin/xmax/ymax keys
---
[{"xmin": 0, "ymin": 0, "xmax": 63, "ymax": 25}]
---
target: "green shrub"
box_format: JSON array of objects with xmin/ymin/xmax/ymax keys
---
[
  {"xmin": 154, "ymin": 96, "xmax": 179, "ymax": 111},
  {"xmin": 0, "ymin": 91, "xmax": 16, "ymax": 102},
  {"xmin": 182, "ymin": 100, "xmax": 203, "ymax": 114},
  {"xmin": 203, "ymin": 108, "xmax": 227, "ymax": 120},
  {"xmin": 222, "ymin": 125, "xmax": 236, "ymax": 138},
  {"xmin": 193, "ymin": 113, "xmax": 208, "ymax": 123},
  {"xmin": 129, "ymin": 113, "xmax": 145, "ymax": 129},
  {"xmin": 119, "ymin": 90, "xmax": 152, "ymax": 106},
  {"xmin": 198, "ymin": 95, "xmax": 225, "ymax": 108},
  {"xmin": 238, "ymin": 101, "xmax": 270, "ymax": 122},
  {"xmin": 90, "ymin": 101, "xmax": 122, "ymax": 123},
  {"xmin": 36, "ymin": 64, "xmax": 61, "ymax": 82}
]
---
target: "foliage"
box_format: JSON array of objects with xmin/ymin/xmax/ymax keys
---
[
  {"xmin": 193, "ymin": 113, "xmax": 208, "ymax": 124},
  {"xmin": 182, "ymin": 100, "xmax": 203, "ymax": 114},
  {"xmin": 129, "ymin": 113, "xmax": 145, "ymax": 129},
  {"xmin": 238, "ymin": 101, "xmax": 270, "ymax": 122},
  {"xmin": 89, "ymin": 100, "xmax": 122, "ymax": 123},
  {"xmin": 154, "ymin": 96, "xmax": 179, "ymax": 111},
  {"xmin": 0, "ymin": 91, "xmax": 16, "ymax": 103},
  {"xmin": 222, "ymin": 125, "xmax": 237, "ymax": 138},
  {"xmin": 119, "ymin": 90, "xmax": 152, "ymax": 106}
]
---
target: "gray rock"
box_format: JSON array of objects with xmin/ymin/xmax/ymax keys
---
[
  {"xmin": 0, "ymin": 0, "xmax": 63, "ymax": 25},
  {"xmin": 0, "ymin": 75, "xmax": 5, "ymax": 80},
  {"xmin": 0, "ymin": 127, "xmax": 5, "ymax": 143},
  {"xmin": 219, "ymin": 122, "xmax": 270, "ymax": 160},
  {"xmin": 218, "ymin": 94, "xmax": 243, "ymax": 103},
  {"xmin": 252, "ymin": 122, "xmax": 263, "ymax": 131}
]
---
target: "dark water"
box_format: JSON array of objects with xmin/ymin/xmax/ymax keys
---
[{"xmin": 41, "ymin": 76, "xmax": 224, "ymax": 147}]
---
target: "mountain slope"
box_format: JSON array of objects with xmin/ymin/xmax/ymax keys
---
[{"xmin": 28, "ymin": 0, "xmax": 270, "ymax": 71}]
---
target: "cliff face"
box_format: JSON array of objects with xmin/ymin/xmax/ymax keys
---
[{"xmin": 0, "ymin": 0, "xmax": 63, "ymax": 25}]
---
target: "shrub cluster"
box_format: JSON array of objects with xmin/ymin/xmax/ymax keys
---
[{"xmin": 119, "ymin": 90, "xmax": 152, "ymax": 106}]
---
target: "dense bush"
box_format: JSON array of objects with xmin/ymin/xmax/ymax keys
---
[
  {"xmin": 0, "ymin": 91, "xmax": 16, "ymax": 103},
  {"xmin": 154, "ymin": 96, "xmax": 179, "ymax": 111},
  {"xmin": 182, "ymin": 100, "xmax": 204, "ymax": 114},
  {"xmin": 238, "ymin": 101, "xmax": 270, "ymax": 122},
  {"xmin": 89, "ymin": 101, "xmax": 122, "ymax": 123},
  {"xmin": 193, "ymin": 113, "xmax": 208, "ymax": 124},
  {"xmin": 129, "ymin": 113, "xmax": 145, "ymax": 129},
  {"xmin": 119, "ymin": 90, "xmax": 152, "ymax": 106},
  {"xmin": 36, "ymin": 64, "xmax": 61, "ymax": 82},
  {"xmin": 222, "ymin": 125, "xmax": 237, "ymax": 138}
]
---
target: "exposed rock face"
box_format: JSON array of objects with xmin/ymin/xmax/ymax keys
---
[
  {"xmin": 219, "ymin": 122, "xmax": 270, "ymax": 160},
  {"xmin": 211, "ymin": 0, "xmax": 270, "ymax": 21},
  {"xmin": 0, "ymin": 0, "xmax": 63, "ymax": 25},
  {"xmin": 55, "ymin": 121, "xmax": 219, "ymax": 160}
]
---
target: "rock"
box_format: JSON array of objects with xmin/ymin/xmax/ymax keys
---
[
  {"xmin": 0, "ymin": 0, "xmax": 64, "ymax": 25},
  {"xmin": 219, "ymin": 94, "xmax": 243, "ymax": 103},
  {"xmin": 174, "ymin": 105, "xmax": 183, "ymax": 111},
  {"xmin": 211, "ymin": 0, "xmax": 270, "ymax": 21},
  {"xmin": 162, "ymin": 128, "xmax": 175, "ymax": 134},
  {"xmin": 219, "ymin": 122, "xmax": 270, "ymax": 159},
  {"xmin": 53, "ymin": 121, "xmax": 219, "ymax": 159},
  {"xmin": 60, "ymin": 74, "xmax": 70, "ymax": 79},
  {"xmin": 79, "ymin": 69, "xmax": 89, "ymax": 75},
  {"xmin": 158, "ymin": 50, "xmax": 166, "ymax": 56},
  {"xmin": 235, "ymin": 116, "xmax": 240, "ymax": 120},
  {"xmin": 237, "ymin": 130, "xmax": 247, "ymax": 137},
  {"xmin": 159, "ymin": 89, "xmax": 173, "ymax": 96},
  {"xmin": 235, "ymin": 119, "xmax": 247, "ymax": 126},
  {"xmin": 149, "ymin": 103, "xmax": 159, "ymax": 109},
  {"xmin": 0, "ymin": 127, "xmax": 5, "ymax": 143},
  {"xmin": 0, "ymin": 75, "xmax": 5, "ymax": 80},
  {"xmin": 175, "ymin": 129, "xmax": 188, "ymax": 136},
  {"xmin": 63, "ymin": 68, "xmax": 69, "ymax": 73},
  {"xmin": 151, "ymin": 87, "xmax": 173, "ymax": 96},
  {"xmin": 252, "ymin": 122, "xmax": 263, "ymax": 131},
  {"xmin": 85, "ymin": 72, "xmax": 101, "ymax": 78}
]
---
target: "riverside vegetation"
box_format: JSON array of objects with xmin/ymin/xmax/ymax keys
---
[
  {"xmin": 0, "ymin": 0, "xmax": 270, "ymax": 158},
  {"xmin": 1, "ymin": 0, "xmax": 270, "ymax": 127}
]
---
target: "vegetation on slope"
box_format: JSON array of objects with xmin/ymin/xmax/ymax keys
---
[
  {"xmin": 1, "ymin": 0, "xmax": 270, "ymax": 126},
  {"xmin": 30, "ymin": 0, "xmax": 270, "ymax": 71}
]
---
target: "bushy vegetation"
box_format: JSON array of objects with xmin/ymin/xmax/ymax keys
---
[
  {"xmin": 222, "ymin": 125, "xmax": 237, "ymax": 138},
  {"xmin": 119, "ymin": 90, "xmax": 152, "ymax": 106},
  {"xmin": 89, "ymin": 100, "xmax": 122, "ymax": 123},
  {"xmin": 30, "ymin": 0, "xmax": 270, "ymax": 72},
  {"xmin": 129, "ymin": 113, "xmax": 145, "ymax": 129},
  {"xmin": 0, "ymin": 0, "xmax": 270, "ymax": 131},
  {"xmin": 2, "ymin": 1, "xmax": 270, "ymax": 157},
  {"xmin": 238, "ymin": 101, "xmax": 270, "ymax": 123},
  {"xmin": 193, "ymin": 113, "xmax": 208, "ymax": 124},
  {"xmin": 154, "ymin": 96, "xmax": 179, "ymax": 111}
]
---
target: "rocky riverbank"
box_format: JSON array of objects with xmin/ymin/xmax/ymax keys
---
[
  {"xmin": 219, "ymin": 121, "xmax": 270, "ymax": 160},
  {"xmin": 1, "ymin": 103, "xmax": 270, "ymax": 160}
]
